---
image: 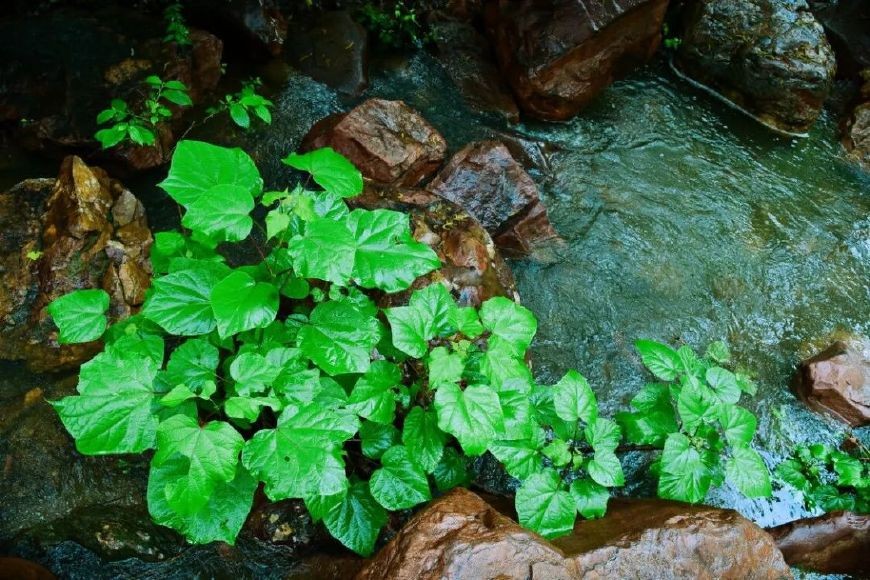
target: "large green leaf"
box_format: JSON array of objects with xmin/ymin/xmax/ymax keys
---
[
  {"xmin": 46, "ymin": 289, "xmax": 110, "ymax": 344},
  {"xmin": 52, "ymin": 350, "xmax": 159, "ymax": 454},
  {"xmin": 515, "ymin": 470, "xmax": 576, "ymax": 539},
  {"xmin": 570, "ymin": 478, "xmax": 609, "ymax": 519},
  {"xmin": 282, "ymin": 148, "xmax": 363, "ymax": 198},
  {"xmin": 635, "ymin": 339, "xmax": 681, "ymax": 381},
  {"xmin": 298, "ymin": 300, "xmax": 380, "ymax": 375},
  {"xmin": 434, "ymin": 384, "xmax": 504, "ymax": 456},
  {"xmin": 479, "ymin": 297, "xmax": 537, "ymax": 354},
  {"xmin": 347, "ymin": 361, "xmax": 400, "ymax": 424},
  {"xmin": 159, "ymin": 140, "xmax": 262, "ymax": 205},
  {"xmin": 241, "ymin": 406, "xmax": 358, "ymax": 499},
  {"xmin": 658, "ymin": 433, "xmax": 711, "ymax": 503},
  {"xmin": 181, "ymin": 184, "xmax": 254, "ymax": 242},
  {"xmin": 322, "ymin": 481, "xmax": 387, "ymax": 556},
  {"xmin": 347, "ymin": 209, "xmax": 440, "ymax": 292},
  {"xmin": 718, "ymin": 405, "xmax": 756, "ymax": 446},
  {"xmin": 163, "ymin": 338, "xmax": 219, "ymax": 390},
  {"xmin": 553, "ymin": 370, "xmax": 597, "ymax": 425},
  {"xmin": 287, "ymin": 217, "xmax": 356, "ymax": 284},
  {"xmin": 210, "ymin": 271, "xmax": 279, "ymax": 338},
  {"xmin": 402, "ymin": 406, "xmax": 446, "ymax": 472},
  {"xmin": 725, "ymin": 447, "xmax": 771, "ymax": 498},
  {"xmin": 142, "ymin": 261, "xmax": 229, "ymax": 335},
  {"xmin": 369, "ymin": 445, "xmax": 431, "ymax": 510},
  {"xmin": 148, "ymin": 457, "xmax": 256, "ymax": 545},
  {"xmin": 152, "ymin": 415, "xmax": 244, "ymax": 514}
]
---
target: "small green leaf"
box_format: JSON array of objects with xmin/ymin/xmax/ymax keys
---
[
  {"xmin": 658, "ymin": 433, "xmax": 711, "ymax": 503},
  {"xmin": 775, "ymin": 459, "xmax": 810, "ymax": 492},
  {"xmin": 402, "ymin": 406, "xmax": 446, "ymax": 472},
  {"xmin": 479, "ymin": 297, "xmax": 537, "ymax": 354},
  {"xmin": 322, "ymin": 480, "xmax": 387, "ymax": 556},
  {"xmin": 635, "ymin": 339, "xmax": 681, "ymax": 381},
  {"xmin": 449, "ymin": 307, "xmax": 483, "ymax": 338},
  {"xmin": 164, "ymin": 338, "xmax": 219, "ymax": 390},
  {"xmin": 705, "ymin": 367, "xmax": 741, "ymax": 404},
  {"xmin": 587, "ymin": 451, "xmax": 624, "ymax": 487},
  {"xmin": 584, "ymin": 418, "xmax": 621, "ymax": 453},
  {"xmin": 490, "ymin": 432, "xmax": 545, "ymax": 480},
  {"xmin": 434, "ymin": 384, "xmax": 504, "ymax": 456},
  {"xmin": 831, "ymin": 452, "xmax": 864, "ymax": 487},
  {"xmin": 677, "ymin": 382, "xmax": 719, "ymax": 431},
  {"xmin": 725, "ymin": 447, "xmax": 771, "ymax": 498},
  {"xmin": 360, "ymin": 421, "xmax": 400, "ymax": 460},
  {"xmin": 210, "ymin": 271, "xmax": 279, "ymax": 339},
  {"xmin": 46, "ymin": 289, "xmax": 110, "ymax": 344},
  {"xmin": 428, "ymin": 347, "xmax": 464, "ymax": 387},
  {"xmin": 229, "ymin": 103, "xmax": 251, "ymax": 128},
  {"xmin": 515, "ymin": 470, "xmax": 576, "ymax": 539},
  {"xmin": 369, "ymin": 445, "xmax": 431, "ymax": 510},
  {"xmin": 347, "ymin": 361, "xmax": 400, "ymax": 424},
  {"xmin": 229, "ymin": 353, "xmax": 280, "ymax": 395},
  {"xmin": 553, "ymin": 370, "xmax": 597, "ymax": 425},
  {"xmin": 718, "ymin": 405, "xmax": 756, "ymax": 446},
  {"xmin": 283, "ymin": 148, "xmax": 363, "ymax": 198},
  {"xmin": 298, "ymin": 300, "xmax": 380, "ymax": 375},
  {"xmin": 705, "ymin": 341, "xmax": 731, "ymax": 364},
  {"xmin": 542, "ymin": 439, "xmax": 572, "ymax": 467},
  {"xmin": 570, "ymin": 479, "xmax": 609, "ymax": 519},
  {"xmin": 432, "ymin": 447, "xmax": 471, "ymax": 491}
]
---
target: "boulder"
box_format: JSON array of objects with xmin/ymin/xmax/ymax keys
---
[
  {"xmin": 285, "ymin": 11, "xmax": 369, "ymax": 96},
  {"xmin": 188, "ymin": 0, "xmax": 287, "ymax": 58},
  {"xmin": 431, "ymin": 20, "xmax": 520, "ymax": 123},
  {"xmin": 350, "ymin": 185, "xmax": 518, "ymax": 307},
  {"xmin": 483, "ymin": 0, "xmax": 669, "ymax": 121},
  {"xmin": 301, "ymin": 99, "xmax": 448, "ymax": 187},
  {"xmin": 769, "ymin": 511, "xmax": 870, "ymax": 576},
  {"xmin": 843, "ymin": 70, "xmax": 870, "ymax": 170},
  {"xmin": 426, "ymin": 141, "xmax": 558, "ymax": 256},
  {"xmin": 356, "ymin": 488, "xmax": 792, "ymax": 580},
  {"xmin": 0, "ymin": 156, "xmax": 153, "ymax": 372},
  {"xmin": 812, "ymin": 0, "xmax": 870, "ymax": 77},
  {"xmin": 0, "ymin": 557, "xmax": 55, "ymax": 580},
  {"xmin": 794, "ymin": 337, "xmax": 869, "ymax": 427},
  {"xmin": 675, "ymin": 0, "xmax": 836, "ymax": 135}
]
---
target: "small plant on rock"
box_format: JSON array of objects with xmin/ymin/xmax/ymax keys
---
[
  {"xmin": 617, "ymin": 340, "xmax": 772, "ymax": 503},
  {"xmin": 207, "ymin": 78, "xmax": 274, "ymax": 130},
  {"xmin": 95, "ymin": 75, "xmax": 192, "ymax": 148},
  {"xmin": 164, "ymin": 2, "xmax": 192, "ymax": 47},
  {"xmin": 776, "ymin": 441, "xmax": 869, "ymax": 513},
  {"xmin": 359, "ymin": 1, "xmax": 429, "ymax": 48}
]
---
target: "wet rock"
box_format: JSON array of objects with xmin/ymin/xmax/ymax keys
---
[
  {"xmin": 0, "ymin": 8, "xmax": 222, "ymax": 172},
  {"xmin": 431, "ymin": 20, "xmax": 520, "ymax": 123},
  {"xmin": 189, "ymin": 0, "xmax": 287, "ymax": 58},
  {"xmin": 812, "ymin": 0, "xmax": 870, "ymax": 77},
  {"xmin": 0, "ymin": 557, "xmax": 55, "ymax": 580},
  {"xmin": 301, "ymin": 99, "xmax": 447, "ymax": 187},
  {"xmin": 843, "ymin": 71, "xmax": 870, "ymax": 170},
  {"xmin": 246, "ymin": 499, "xmax": 317, "ymax": 549},
  {"xmin": 675, "ymin": 0, "xmax": 836, "ymax": 135},
  {"xmin": 350, "ymin": 185, "xmax": 517, "ymax": 306},
  {"xmin": 286, "ymin": 11, "xmax": 369, "ymax": 96},
  {"xmin": 426, "ymin": 141, "xmax": 558, "ymax": 256},
  {"xmin": 483, "ymin": 0, "xmax": 669, "ymax": 121},
  {"xmin": 356, "ymin": 488, "xmax": 792, "ymax": 580},
  {"xmin": 768, "ymin": 511, "xmax": 869, "ymax": 576},
  {"xmin": 794, "ymin": 336, "xmax": 869, "ymax": 427},
  {"xmin": 0, "ymin": 156, "xmax": 153, "ymax": 372}
]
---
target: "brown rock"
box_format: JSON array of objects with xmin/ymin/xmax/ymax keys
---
[
  {"xmin": 426, "ymin": 141, "xmax": 558, "ymax": 256},
  {"xmin": 484, "ymin": 0, "xmax": 668, "ymax": 121},
  {"xmin": 356, "ymin": 489, "xmax": 792, "ymax": 580},
  {"xmin": 843, "ymin": 71, "xmax": 870, "ymax": 170},
  {"xmin": 0, "ymin": 557, "xmax": 55, "ymax": 580},
  {"xmin": 350, "ymin": 185, "xmax": 517, "ymax": 306},
  {"xmin": 769, "ymin": 511, "xmax": 870, "ymax": 576},
  {"xmin": 794, "ymin": 337, "xmax": 870, "ymax": 427},
  {"xmin": 301, "ymin": 99, "xmax": 448, "ymax": 187},
  {"xmin": 0, "ymin": 156, "xmax": 153, "ymax": 372}
]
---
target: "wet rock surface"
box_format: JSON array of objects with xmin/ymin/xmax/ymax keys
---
[
  {"xmin": 812, "ymin": 0, "xmax": 870, "ymax": 77},
  {"xmin": 285, "ymin": 10, "xmax": 369, "ymax": 96},
  {"xmin": 794, "ymin": 336, "xmax": 870, "ymax": 427},
  {"xmin": 426, "ymin": 140, "xmax": 558, "ymax": 256},
  {"xmin": 484, "ymin": 0, "xmax": 668, "ymax": 121},
  {"xmin": 356, "ymin": 488, "xmax": 792, "ymax": 580},
  {"xmin": 769, "ymin": 511, "xmax": 869, "ymax": 576},
  {"xmin": 843, "ymin": 71, "xmax": 870, "ymax": 170},
  {"xmin": 0, "ymin": 157, "xmax": 152, "ymax": 372},
  {"xmin": 675, "ymin": 0, "xmax": 836, "ymax": 135},
  {"xmin": 301, "ymin": 98, "xmax": 448, "ymax": 187}
]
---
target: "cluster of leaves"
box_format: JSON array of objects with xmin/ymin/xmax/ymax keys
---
[
  {"xmin": 358, "ymin": 1, "xmax": 430, "ymax": 48},
  {"xmin": 95, "ymin": 75, "xmax": 192, "ymax": 148},
  {"xmin": 164, "ymin": 2, "xmax": 191, "ymax": 47},
  {"xmin": 776, "ymin": 442, "xmax": 868, "ymax": 513},
  {"xmin": 662, "ymin": 22, "xmax": 682, "ymax": 50},
  {"xmin": 617, "ymin": 340, "xmax": 772, "ymax": 503},
  {"xmin": 48, "ymin": 140, "xmax": 617, "ymax": 555},
  {"xmin": 207, "ymin": 78, "xmax": 273, "ymax": 130}
]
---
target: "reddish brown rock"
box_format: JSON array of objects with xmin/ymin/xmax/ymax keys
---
[
  {"xmin": 356, "ymin": 489, "xmax": 792, "ymax": 580},
  {"xmin": 794, "ymin": 337, "xmax": 870, "ymax": 427},
  {"xmin": 301, "ymin": 99, "xmax": 448, "ymax": 187},
  {"xmin": 0, "ymin": 156, "xmax": 153, "ymax": 372},
  {"xmin": 484, "ymin": 0, "xmax": 668, "ymax": 121},
  {"xmin": 426, "ymin": 141, "xmax": 558, "ymax": 256},
  {"xmin": 350, "ymin": 185, "xmax": 517, "ymax": 307},
  {"xmin": 0, "ymin": 557, "xmax": 55, "ymax": 580},
  {"xmin": 769, "ymin": 511, "xmax": 869, "ymax": 576}
]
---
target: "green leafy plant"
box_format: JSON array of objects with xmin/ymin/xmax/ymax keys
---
[
  {"xmin": 662, "ymin": 23, "xmax": 682, "ymax": 50},
  {"xmin": 617, "ymin": 340, "xmax": 772, "ymax": 503},
  {"xmin": 358, "ymin": 1, "xmax": 429, "ymax": 48},
  {"xmin": 164, "ymin": 2, "xmax": 192, "ymax": 47},
  {"xmin": 95, "ymin": 75, "xmax": 192, "ymax": 148},
  {"xmin": 47, "ymin": 140, "xmax": 615, "ymax": 554},
  {"xmin": 776, "ymin": 441, "xmax": 868, "ymax": 513},
  {"xmin": 207, "ymin": 78, "xmax": 273, "ymax": 130}
]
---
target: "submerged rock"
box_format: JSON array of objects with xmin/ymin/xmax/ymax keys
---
[
  {"xmin": 675, "ymin": 0, "xmax": 836, "ymax": 135},
  {"xmin": 794, "ymin": 336, "xmax": 870, "ymax": 427},
  {"xmin": 483, "ymin": 0, "xmax": 669, "ymax": 121},
  {"xmin": 285, "ymin": 10, "xmax": 369, "ymax": 96},
  {"xmin": 769, "ymin": 511, "xmax": 869, "ymax": 576},
  {"xmin": 0, "ymin": 156, "xmax": 152, "ymax": 372},
  {"xmin": 426, "ymin": 141, "xmax": 558, "ymax": 256},
  {"xmin": 356, "ymin": 488, "xmax": 791, "ymax": 579},
  {"xmin": 301, "ymin": 99, "xmax": 448, "ymax": 187}
]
